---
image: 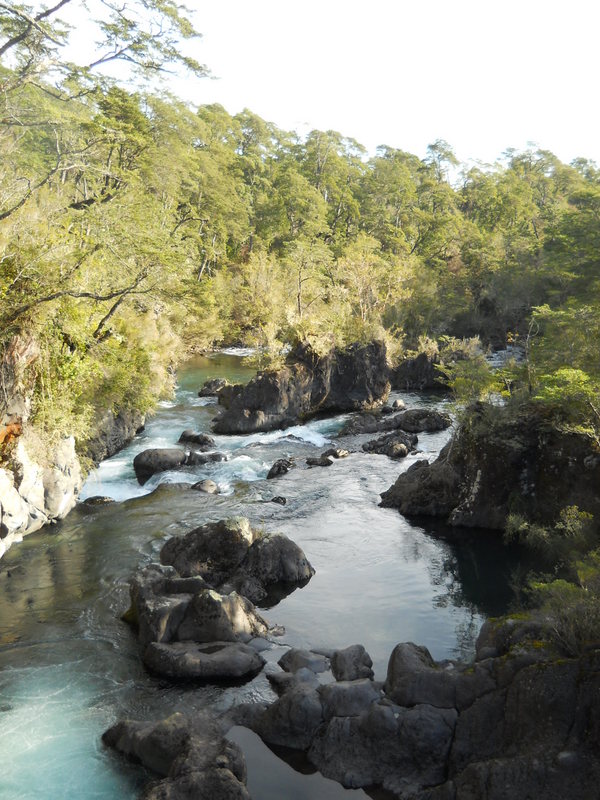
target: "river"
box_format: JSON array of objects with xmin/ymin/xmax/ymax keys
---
[{"xmin": 0, "ymin": 352, "xmax": 520, "ymax": 799}]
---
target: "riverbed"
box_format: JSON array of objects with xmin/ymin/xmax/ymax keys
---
[{"xmin": 0, "ymin": 353, "xmax": 519, "ymax": 799}]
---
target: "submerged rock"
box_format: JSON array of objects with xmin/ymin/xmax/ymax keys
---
[
  {"xmin": 213, "ymin": 341, "xmax": 390, "ymax": 434},
  {"xmin": 191, "ymin": 479, "xmax": 218, "ymax": 494}
]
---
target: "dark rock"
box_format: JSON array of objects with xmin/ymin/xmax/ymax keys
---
[
  {"xmin": 240, "ymin": 532, "xmax": 315, "ymax": 587},
  {"xmin": 341, "ymin": 408, "xmax": 449, "ymax": 436},
  {"xmin": 362, "ymin": 430, "xmax": 416, "ymax": 459},
  {"xmin": 390, "ymin": 352, "xmax": 446, "ymax": 391},
  {"xmin": 319, "ymin": 679, "xmax": 382, "ymax": 720},
  {"xmin": 178, "ymin": 430, "xmax": 216, "ymax": 450},
  {"xmin": 306, "ymin": 455, "xmax": 334, "ymax": 467},
  {"xmin": 266, "ymin": 458, "xmax": 293, "ymax": 479},
  {"xmin": 191, "ymin": 479, "xmax": 218, "ymax": 494},
  {"xmin": 267, "ymin": 666, "xmax": 320, "ymax": 694},
  {"xmin": 217, "ymin": 383, "xmax": 244, "ymax": 409},
  {"xmin": 133, "ymin": 448, "xmax": 227, "ymax": 485},
  {"xmin": 331, "ymin": 644, "xmax": 374, "ymax": 681},
  {"xmin": 213, "ymin": 341, "xmax": 390, "ymax": 434},
  {"xmin": 199, "ymin": 378, "xmax": 230, "ymax": 397},
  {"xmin": 143, "ymin": 640, "xmax": 266, "ymax": 681},
  {"xmin": 253, "ymin": 683, "xmax": 324, "ymax": 750},
  {"xmin": 186, "ymin": 451, "xmax": 227, "ymax": 466},
  {"xmin": 160, "ymin": 518, "xmax": 256, "ymax": 582},
  {"xmin": 380, "ymin": 456, "xmax": 461, "ymax": 516},
  {"xmin": 278, "ymin": 648, "xmax": 330, "ymax": 674},
  {"xmin": 81, "ymin": 495, "xmax": 115, "ymax": 506},
  {"xmin": 175, "ymin": 590, "xmax": 269, "ymax": 643},
  {"xmin": 103, "ymin": 712, "xmax": 250, "ymax": 800},
  {"xmin": 382, "ymin": 402, "xmax": 600, "ymax": 530},
  {"xmin": 270, "ymin": 496, "xmax": 287, "ymax": 505},
  {"xmin": 84, "ymin": 406, "xmax": 145, "ymax": 464},
  {"xmin": 392, "ymin": 399, "xmax": 406, "ymax": 410}
]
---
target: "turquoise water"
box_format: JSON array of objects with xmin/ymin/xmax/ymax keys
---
[{"xmin": 0, "ymin": 352, "xmax": 519, "ymax": 799}]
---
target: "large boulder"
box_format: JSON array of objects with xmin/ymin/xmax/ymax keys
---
[
  {"xmin": 362, "ymin": 430, "xmax": 416, "ymax": 459},
  {"xmin": 143, "ymin": 640, "xmax": 266, "ymax": 681},
  {"xmin": 331, "ymin": 644, "xmax": 374, "ymax": 681},
  {"xmin": 341, "ymin": 408, "xmax": 449, "ymax": 436},
  {"xmin": 213, "ymin": 341, "xmax": 390, "ymax": 434},
  {"xmin": 380, "ymin": 455, "xmax": 461, "ymax": 516},
  {"xmin": 199, "ymin": 378, "xmax": 230, "ymax": 397},
  {"xmin": 390, "ymin": 352, "xmax": 446, "ymax": 391}
]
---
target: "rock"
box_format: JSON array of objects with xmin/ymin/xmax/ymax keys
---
[
  {"xmin": 178, "ymin": 430, "xmax": 216, "ymax": 449},
  {"xmin": 393, "ymin": 408, "xmax": 452, "ymax": 433},
  {"xmin": 103, "ymin": 712, "xmax": 250, "ymax": 799},
  {"xmin": 160, "ymin": 518, "xmax": 256, "ymax": 582},
  {"xmin": 159, "ymin": 517, "xmax": 314, "ymax": 604},
  {"xmin": 133, "ymin": 448, "xmax": 187, "ymax": 485},
  {"xmin": 267, "ymin": 666, "xmax": 321, "ymax": 694},
  {"xmin": 278, "ymin": 648, "xmax": 330, "ymax": 674},
  {"xmin": 253, "ymin": 683, "xmax": 324, "ymax": 750},
  {"xmin": 81, "ymin": 495, "xmax": 115, "ymax": 506},
  {"xmin": 270, "ymin": 496, "xmax": 286, "ymax": 505},
  {"xmin": 213, "ymin": 341, "xmax": 390, "ymax": 434},
  {"xmin": 217, "ymin": 383, "xmax": 244, "ymax": 408},
  {"xmin": 390, "ymin": 352, "xmax": 446, "ymax": 391},
  {"xmin": 362, "ymin": 430, "xmax": 416, "ymax": 459},
  {"xmin": 319, "ymin": 679, "xmax": 381, "ymax": 719},
  {"xmin": 191, "ymin": 479, "xmax": 218, "ymax": 494},
  {"xmin": 143, "ymin": 640, "xmax": 266, "ymax": 681},
  {"xmin": 175, "ymin": 590, "xmax": 269, "ymax": 643},
  {"xmin": 392, "ymin": 399, "xmax": 406, "ymax": 410},
  {"xmin": 84, "ymin": 407, "xmax": 145, "ymax": 464},
  {"xmin": 380, "ymin": 455, "xmax": 462, "ymax": 516},
  {"xmin": 240, "ymin": 532, "xmax": 315, "ymax": 587},
  {"xmin": 322, "ymin": 448, "xmax": 349, "ymax": 459},
  {"xmin": 199, "ymin": 378, "xmax": 230, "ymax": 397},
  {"xmin": 331, "ymin": 644, "xmax": 374, "ymax": 681},
  {"xmin": 133, "ymin": 448, "xmax": 227, "ymax": 485},
  {"xmin": 266, "ymin": 458, "xmax": 293, "ymax": 479},
  {"xmin": 306, "ymin": 455, "xmax": 334, "ymax": 467},
  {"xmin": 382, "ymin": 402, "xmax": 600, "ymax": 530}
]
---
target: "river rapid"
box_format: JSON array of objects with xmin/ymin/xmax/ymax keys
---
[{"xmin": 0, "ymin": 352, "xmax": 520, "ymax": 800}]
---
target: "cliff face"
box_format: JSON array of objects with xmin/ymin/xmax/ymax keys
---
[
  {"xmin": 381, "ymin": 402, "xmax": 600, "ymax": 530},
  {"xmin": 0, "ymin": 335, "xmax": 84, "ymax": 557}
]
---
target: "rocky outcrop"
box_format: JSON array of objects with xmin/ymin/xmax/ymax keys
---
[
  {"xmin": 362, "ymin": 430, "xmax": 417, "ymax": 459},
  {"xmin": 125, "ymin": 518, "xmax": 313, "ymax": 679},
  {"xmin": 231, "ymin": 617, "xmax": 600, "ymax": 800},
  {"xmin": 83, "ymin": 407, "xmax": 145, "ymax": 464},
  {"xmin": 213, "ymin": 341, "xmax": 390, "ymax": 435},
  {"xmin": 199, "ymin": 378, "xmax": 231, "ymax": 397},
  {"xmin": 381, "ymin": 402, "xmax": 600, "ymax": 530},
  {"xmin": 103, "ymin": 712, "xmax": 250, "ymax": 800},
  {"xmin": 0, "ymin": 336, "xmax": 83, "ymax": 558}
]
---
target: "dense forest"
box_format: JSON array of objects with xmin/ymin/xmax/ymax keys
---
[{"xmin": 1, "ymin": 2, "xmax": 599, "ymax": 475}]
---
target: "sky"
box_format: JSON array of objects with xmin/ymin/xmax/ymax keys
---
[{"xmin": 73, "ymin": 0, "xmax": 600, "ymax": 167}]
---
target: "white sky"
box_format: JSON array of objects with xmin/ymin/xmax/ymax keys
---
[
  {"xmin": 68, "ymin": 0, "xmax": 600, "ymax": 166},
  {"xmin": 173, "ymin": 0, "xmax": 600, "ymax": 166}
]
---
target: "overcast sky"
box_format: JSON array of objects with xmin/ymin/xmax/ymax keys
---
[{"xmin": 165, "ymin": 0, "xmax": 598, "ymax": 166}]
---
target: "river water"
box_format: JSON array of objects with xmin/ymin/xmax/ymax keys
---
[{"xmin": 0, "ymin": 353, "xmax": 519, "ymax": 799}]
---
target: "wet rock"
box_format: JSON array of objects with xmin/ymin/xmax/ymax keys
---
[
  {"xmin": 270, "ymin": 496, "xmax": 287, "ymax": 505},
  {"xmin": 81, "ymin": 495, "xmax": 115, "ymax": 506},
  {"xmin": 394, "ymin": 408, "xmax": 452, "ymax": 433},
  {"xmin": 331, "ymin": 644, "xmax": 374, "ymax": 681},
  {"xmin": 319, "ymin": 679, "xmax": 382, "ymax": 719},
  {"xmin": 240, "ymin": 532, "xmax": 315, "ymax": 588},
  {"xmin": 362, "ymin": 430, "xmax": 416, "ymax": 459},
  {"xmin": 191, "ymin": 479, "xmax": 218, "ymax": 494},
  {"xmin": 322, "ymin": 447, "xmax": 349, "ymax": 459},
  {"xmin": 103, "ymin": 712, "xmax": 250, "ymax": 800},
  {"xmin": 213, "ymin": 341, "xmax": 390, "ymax": 434},
  {"xmin": 143, "ymin": 640, "xmax": 266, "ymax": 682},
  {"xmin": 266, "ymin": 458, "xmax": 293, "ymax": 479},
  {"xmin": 306, "ymin": 455, "xmax": 334, "ymax": 467},
  {"xmin": 133, "ymin": 448, "xmax": 227, "ymax": 485},
  {"xmin": 178, "ymin": 430, "xmax": 216, "ymax": 450},
  {"xmin": 199, "ymin": 378, "xmax": 230, "ymax": 397},
  {"xmin": 278, "ymin": 648, "xmax": 330, "ymax": 674}
]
